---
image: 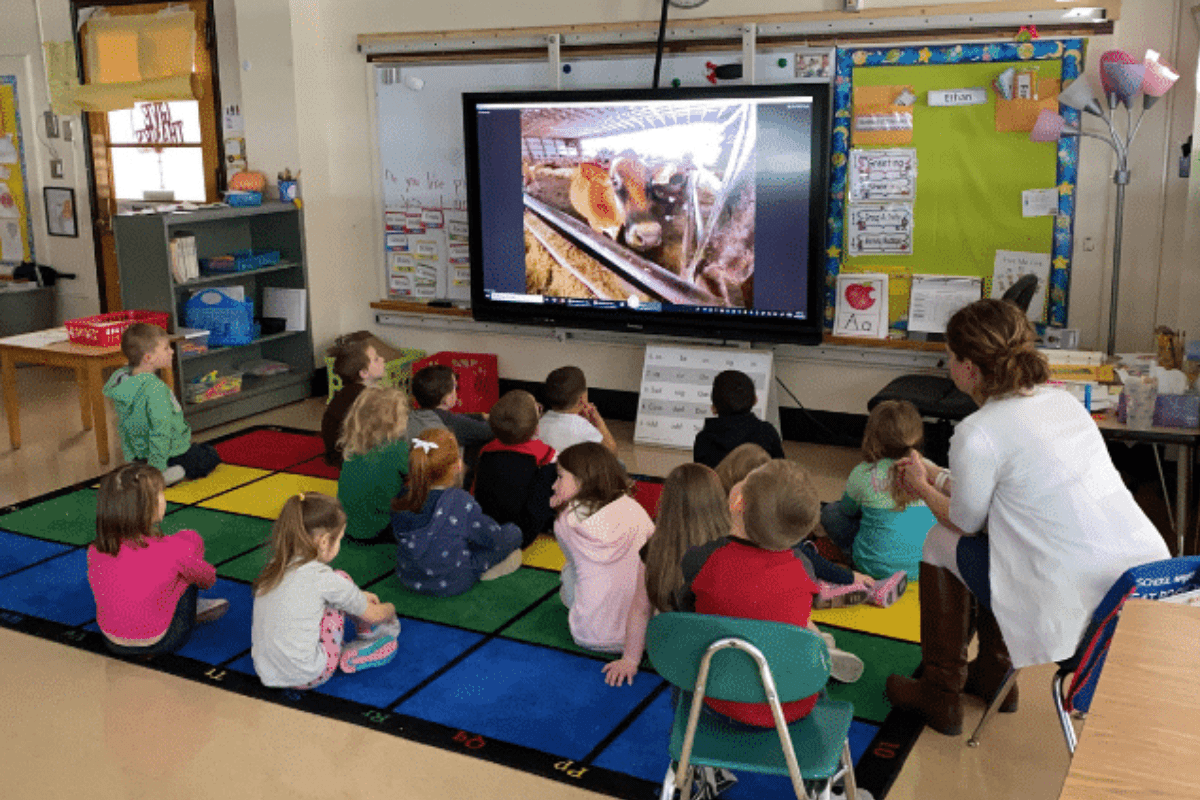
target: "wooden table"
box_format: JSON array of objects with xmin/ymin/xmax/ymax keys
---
[
  {"xmin": 1059, "ymin": 598, "xmax": 1200, "ymax": 799},
  {"xmin": 1, "ymin": 334, "xmax": 175, "ymax": 466},
  {"xmin": 1095, "ymin": 414, "xmax": 1200, "ymax": 556}
]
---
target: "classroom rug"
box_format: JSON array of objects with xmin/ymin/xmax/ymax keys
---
[{"xmin": 0, "ymin": 425, "xmax": 925, "ymax": 800}]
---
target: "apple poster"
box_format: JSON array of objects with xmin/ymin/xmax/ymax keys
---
[{"xmin": 834, "ymin": 273, "xmax": 889, "ymax": 338}]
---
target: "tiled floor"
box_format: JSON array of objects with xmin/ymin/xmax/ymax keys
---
[{"xmin": 0, "ymin": 365, "xmax": 1073, "ymax": 800}]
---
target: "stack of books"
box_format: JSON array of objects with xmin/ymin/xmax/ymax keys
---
[
  {"xmin": 1040, "ymin": 349, "xmax": 1118, "ymax": 411},
  {"xmin": 169, "ymin": 234, "xmax": 199, "ymax": 283}
]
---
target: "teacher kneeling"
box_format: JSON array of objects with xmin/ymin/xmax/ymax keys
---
[{"xmin": 885, "ymin": 298, "xmax": 1168, "ymax": 735}]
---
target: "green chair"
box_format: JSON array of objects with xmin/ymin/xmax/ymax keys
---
[{"xmin": 645, "ymin": 612, "xmax": 857, "ymax": 800}]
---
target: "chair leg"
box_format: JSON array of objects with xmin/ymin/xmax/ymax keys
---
[
  {"xmin": 966, "ymin": 667, "xmax": 1019, "ymax": 747},
  {"xmin": 1052, "ymin": 671, "xmax": 1079, "ymax": 755},
  {"xmin": 841, "ymin": 740, "xmax": 858, "ymax": 800}
]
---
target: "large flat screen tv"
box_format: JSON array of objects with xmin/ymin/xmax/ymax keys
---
[{"xmin": 462, "ymin": 84, "xmax": 831, "ymax": 344}]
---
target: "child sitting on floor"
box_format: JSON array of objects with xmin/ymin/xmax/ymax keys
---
[
  {"xmin": 472, "ymin": 390, "xmax": 557, "ymax": 547},
  {"xmin": 337, "ymin": 386, "xmax": 409, "ymax": 543},
  {"xmin": 551, "ymin": 442, "xmax": 655, "ymax": 686},
  {"xmin": 643, "ymin": 463, "xmax": 730, "ymax": 614},
  {"xmin": 322, "ymin": 333, "xmax": 386, "ymax": 467},
  {"xmin": 693, "ymin": 370, "xmax": 785, "ymax": 469},
  {"xmin": 715, "ymin": 447, "xmax": 875, "ymax": 609},
  {"xmin": 678, "ymin": 460, "xmax": 865, "ymax": 729},
  {"xmin": 405, "ymin": 364, "xmax": 493, "ymax": 486},
  {"xmin": 252, "ymin": 493, "xmax": 400, "ymax": 688},
  {"xmin": 87, "ymin": 463, "xmax": 228, "ymax": 657},
  {"xmin": 391, "ymin": 428, "xmax": 523, "ymax": 596},
  {"xmin": 817, "ymin": 400, "xmax": 935, "ymax": 605},
  {"xmin": 538, "ymin": 366, "xmax": 617, "ymax": 454},
  {"xmin": 104, "ymin": 323, "xmax": 220, "ymax": 486}
]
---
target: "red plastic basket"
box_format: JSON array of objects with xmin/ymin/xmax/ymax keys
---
[
  {"xmin": 413, "ymin": 351, "xmax": 499, "ymax": 414},
  {"xmin": 65, "ymin": 310, "xmax": 170, "ymax": 347}
]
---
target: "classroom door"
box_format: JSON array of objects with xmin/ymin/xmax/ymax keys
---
[{"xmin": 77, "ymin": 0, "xmax": 223, "ymax": 312}]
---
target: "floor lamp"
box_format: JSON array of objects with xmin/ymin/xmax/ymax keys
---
[{"xmin": 1030, "ymin": 49, "xmax": 1180, "ymax": 356}]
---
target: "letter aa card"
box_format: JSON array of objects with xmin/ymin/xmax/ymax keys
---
[{"xmin": 834, "ymin": 273, "xmax": 889, "ymax": 339}]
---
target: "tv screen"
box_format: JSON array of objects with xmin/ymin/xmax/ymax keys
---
[{"xmin": 462, "ymin": 84, "xmax": 830, "ymax": 344}]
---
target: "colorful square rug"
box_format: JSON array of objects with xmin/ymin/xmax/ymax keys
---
[{"xmin": 0, "ymin": 426, "xmax": 924, "ymax": 799}]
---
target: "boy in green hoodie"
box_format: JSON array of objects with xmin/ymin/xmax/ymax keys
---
[{"xmin": 103, "ymin": 323, "xmax": 220, "ymax": 485}]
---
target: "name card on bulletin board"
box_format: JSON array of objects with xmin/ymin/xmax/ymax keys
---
[
  {"xmin": 635, "ymin": 345, "xmax": 774, "ymax": 449},
  {"xmin": 927, "ymin": 87, "xmax": 988, "ymax": 106}
]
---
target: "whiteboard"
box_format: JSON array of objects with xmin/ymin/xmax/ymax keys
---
[
  {"xmin": 635, "ymin": 344, "xmax": 775, "ymax": 449},
  {"xmin": 371, "ymin": 50, "xmax": 830, "ymax": 301}
]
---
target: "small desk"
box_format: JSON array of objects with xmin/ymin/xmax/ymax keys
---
[
  {"xmin": 1058, "ymin": 598, "xmax": 1200, "ymax": 800},
  {"xmin": 1095, "ymin": 414, "xmax": 1200, "ymax": 556},
  {"xmin": 1, "ymin": 333, "xmax": 175, "ymax": 466}
]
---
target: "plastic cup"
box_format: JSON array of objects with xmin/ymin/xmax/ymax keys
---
[{"xmin": 1124, "ymin": 377, "xmax": 1158, "ymax": 430}]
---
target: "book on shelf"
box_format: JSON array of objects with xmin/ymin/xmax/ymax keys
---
[{"xmin": 170, "ymin": 233, "xmax": 199, "ymax": 282}]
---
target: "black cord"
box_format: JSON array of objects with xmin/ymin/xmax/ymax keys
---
[
  {"xmin": 651, "ymin": 0, "xmax": 670, "ymax": 88},
  {"xmin": 774, "ymin": 375, "xmax": 859, "ymax": 448}
]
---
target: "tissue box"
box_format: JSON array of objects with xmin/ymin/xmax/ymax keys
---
[{"xmin": 1116, "ymin": 393, "xmax": 1200, "ymax": 428}]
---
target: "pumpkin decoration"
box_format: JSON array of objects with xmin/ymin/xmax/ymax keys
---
[{"xmin": 229, "ymin": 171, "xmax": 267, "ymax": 193}]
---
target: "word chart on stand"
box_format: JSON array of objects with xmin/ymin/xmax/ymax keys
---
[{"xmin": 635, "ymin": 345, "xmax": 774, "ymax": 449}]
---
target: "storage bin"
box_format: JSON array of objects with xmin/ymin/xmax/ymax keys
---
[
  {"xmin": 177, "ymin": 327, "xmax": 210, "ymax": 357},
  {"xmin": 225, "ymin": 191, "xmax": 263, "ymax": 207},
  {"xmin": 184, "ymin": 290, "xmax": 256, "ymax": 347},
  {"xmin": 1116, "ymin": 392, "xmax": 1200, "ymax": 428},
  {"xmin": 412, "ymin": 351, "xmax": 499, "ymax": 413},
  {"xmin": 65, "ymin": 310, "xmax": 170, "ymax": 347},
  {"xmin": 201, "ymin": 250, "xmax": 282, "ymax": 273},
  {"xmin": 186, "ymin": 370, "xmax": 244, "ymax": 404}
]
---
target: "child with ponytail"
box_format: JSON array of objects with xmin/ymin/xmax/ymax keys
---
[
  {"xmin": 252, "ymin": 493, "xmax": 400, "ymax": 688},
  {"xmin": 391, "ymin": 428, "xmax": 523, "ymax": 597}
]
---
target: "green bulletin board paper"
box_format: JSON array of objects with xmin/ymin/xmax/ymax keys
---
[{"xmin": 848, "ymin": 61, "xmax": 1060, "ymax": 277}]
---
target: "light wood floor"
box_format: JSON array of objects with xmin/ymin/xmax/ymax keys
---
[{"xmin": 0, "ymin": 366, "xmax": 1073, "ymax": 800}]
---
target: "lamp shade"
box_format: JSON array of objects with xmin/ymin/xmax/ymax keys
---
[
  {"xmin": 1142, "ymin": 50, "xmax": 1179, "ymax": 97},
  {"xmin": 1058, "ymin": 76, "xmax": 1102, "ymax": 116},
  {"xmin": 1098, "ymin": 50, "xmax": 1138, "ymax": 94},
  {"xmin": 1101, "ymin": 61, "xmax": 1145, "ymax": 108},
  {"xmin": 1030, "ymin": 109, "xmax": 1071, "ymax": 142}
]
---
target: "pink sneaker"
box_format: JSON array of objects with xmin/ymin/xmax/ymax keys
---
[
  {"xmin": 814, "ymin": 580, "xmax": 869, "ymax": 609},
  {"xmin": 340, "ymin": 635, "xmax": 399, "ymax": 674},
  {"xmin": 868, "ymin": 571, "xmax": 908, "ymax": 608}
]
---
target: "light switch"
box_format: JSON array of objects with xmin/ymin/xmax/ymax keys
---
[{"xmin": 50, "ymin": 159, "xmax": 63, "ymax": 179}]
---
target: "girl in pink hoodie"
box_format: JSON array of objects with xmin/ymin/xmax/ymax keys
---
[{"xmin": 552, "ymin": 443, "xmax": 655, "ymax": 687}]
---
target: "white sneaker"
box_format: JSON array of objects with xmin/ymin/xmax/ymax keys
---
[
  {"xmin": 163, "ymin": 465, "xmax": 186, "ymax": 486},
  {"xmin": 828, "ymin": 646, "xmax": 864, "ymax": 684},
  {"xmin": 195, "ymin": 597, "xmax": 229, "ymax": 623}
]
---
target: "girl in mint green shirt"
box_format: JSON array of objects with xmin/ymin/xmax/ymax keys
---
[{"xmin": 820, "ymin": 400, "xmax": 935, "ymax": 584}]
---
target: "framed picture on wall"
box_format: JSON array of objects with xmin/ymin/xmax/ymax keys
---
[{"xmin": 44, "ymin": 186, "xmax": 77, "ymax": 237}]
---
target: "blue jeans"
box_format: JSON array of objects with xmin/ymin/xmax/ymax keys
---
[{"xmin": 168, "ymin": 442, "xmax": 221, "ymax": 480}]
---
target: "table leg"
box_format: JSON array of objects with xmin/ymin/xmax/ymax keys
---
[
  {"xmin": 1177, "ymin": 444, "xmax": 1192, "ymax": 556},
  {"xmin": 88, "ymin": 361, "xmax": 110, "ymax": 465},
  {"xmin": 76, "ymin": 366, "xmax": 93, "ymax": 431},
  {"xmin": 1, "ymin": 350, "xmax": 19, "ymax": 450}
]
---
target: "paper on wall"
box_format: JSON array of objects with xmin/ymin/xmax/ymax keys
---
[
  {"xmin": 849, "ymin": 148, "xmax": 917, "ymax": 202},
  {"xmin": 847, "ymin": 203, "xmax": 913, "ymax": 256},
  {"xmin": 1021, "ymin": 188, "xmax": 1059, "ymax": 217},
  {"xmin": 834, "ymin": 273, "xmax": 889, "ymax": 339},
  {"xmin": 0, "ymin": 182, "xmax": 17, "ymax": 218},
  {"xmin": 992, "ymin": 250, "xmax": 1051, "ymax": 321},
  {"xmin": 1, "ymin": 220, "xmax": 22, "ymax": 261},
  {"xmin": 0, "ymin": 134, "xmax": 17, "ymax": 164},
  {"xmin": 908, "ymin": 275, "xmax": 983, "ymax": 334}
]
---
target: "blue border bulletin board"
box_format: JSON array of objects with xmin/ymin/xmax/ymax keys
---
[{"xmin": 825, "ymin": 39, "xmax": 1082, "ymax": 336}]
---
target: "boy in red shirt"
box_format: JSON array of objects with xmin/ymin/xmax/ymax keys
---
[{"xmin": 679, "ymin": 460, "xmax": 863, "ymax": 726}]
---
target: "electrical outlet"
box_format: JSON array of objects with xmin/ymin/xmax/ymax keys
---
[
  {"xmin": 50, "ymin": 159, "xmax": 63, "ymax": 179},
  {"xmin": 43, "ymin": 110, "xmax": 59, "ymax": 139},
  {"xmin": 62, "ymin": 120, "xmax": 73, "ymax": 142}
]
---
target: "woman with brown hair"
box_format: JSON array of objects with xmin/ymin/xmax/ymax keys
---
[{"xmin": 886, "ymin": 298, "xmax": 1168, "ymax": 735}]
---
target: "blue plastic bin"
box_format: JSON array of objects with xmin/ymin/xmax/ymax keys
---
[{"xmin": 184, "ymin": 289, "xmax": 257, "ymax": 347}]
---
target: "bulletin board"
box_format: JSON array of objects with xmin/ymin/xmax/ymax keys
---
[
  {"xmin": 825, "ymin": 39, "xmax": 1082, "ymax": 336},
  {"xmin": 0, "ymin": 74, "xmax": 34, "ymax": 265}
]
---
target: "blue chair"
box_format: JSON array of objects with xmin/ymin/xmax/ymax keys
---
[
  {"xmin": 967, "ymin": 555, "xmax": 1200, "ymax": 751},
  {"xmin": 645, "ymin": 612, "xmax": 857, "ymax": 800}
]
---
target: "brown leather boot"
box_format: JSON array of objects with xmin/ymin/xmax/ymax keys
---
[
  {"xmin": 885, "ymin": 563, "xmax": 971, "ymax": 735},
  {"xmin": 964, "ymin": 603, "xmax": 1018, "ymax": 713}
]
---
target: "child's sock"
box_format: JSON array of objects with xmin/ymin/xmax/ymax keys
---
[
  {"xmin": 356, "ymin": 617, "xmax": 402, "ymax": 641},
  {"xmin": 479, "ymin": 549, "xmax": 522, "ymax": 581},
  {"xmin": 195, "ymin": 597, "xmax": 229, "ymax": 623},
  {"xmin": 340, "ymin": 629, "xmax": 399, "ymax": 674},
  {"xmin": 813, "ymin": 580, "xmax": 869, "ymax": 609},
  {"xmin": 163, "ymin": 465, "xmax": 186, "ymax": 486},
  {"xmin": 867, "ymin": 571, "xmax": 908, "ymax": 608}
]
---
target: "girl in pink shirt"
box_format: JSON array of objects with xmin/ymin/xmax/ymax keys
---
[
  {"xmin": 552, "ymin": 442, "xmax": 654, "ymax": 687},
  {"xmin": 87, "ymin": 463, "xmax": 228, "ymax": 656}
]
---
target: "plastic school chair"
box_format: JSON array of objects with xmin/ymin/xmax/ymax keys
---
[
  {"xmin": 967, "ymin": 555, "xmax": 1200, "ymax": 751},
  {"xmin": 645, "ymin": 612, "xmax": 857, "ymax": 800}
]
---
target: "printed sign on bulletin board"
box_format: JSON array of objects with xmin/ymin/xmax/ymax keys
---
[{"xmin": 635, "ymin": 345, "xmax": 774, "ymax": 449}]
